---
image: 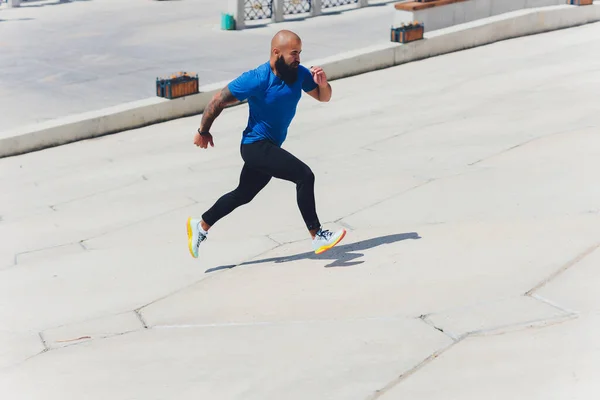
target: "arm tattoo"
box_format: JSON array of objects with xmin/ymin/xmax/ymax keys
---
[{"xmin": 199, "ymin": 86, "xmax": 238, "ymax": 132}]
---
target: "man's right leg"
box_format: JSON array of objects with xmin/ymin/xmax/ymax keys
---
[
  {"xmin": 187, "ymin": 164, "xmax": 271, "ymax": 258},
  {"xmin": 241, "ymin": 140, "xmax": 321, "ymax": 232},
  {"xmin": 241, "ymin": 140, "xmax": 346, "ymax": 254}
]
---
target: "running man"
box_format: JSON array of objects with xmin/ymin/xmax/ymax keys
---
[{"xmin": 187, "ymin": 29, "xmax": 346, "ymax": 258}]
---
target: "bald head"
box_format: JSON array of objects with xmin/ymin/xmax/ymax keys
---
[
  {"xmin": 271, "ymin": 30, "xmax": 302, "ymax": 52},
  {"xmin": 270, "ymin": 30, "xmax": 302, "ymax": 84}
]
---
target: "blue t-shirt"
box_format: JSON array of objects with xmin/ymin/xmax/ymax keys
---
[{"xmin": 228, "ymin": 61, "xmax": 318, "ymax": 147}]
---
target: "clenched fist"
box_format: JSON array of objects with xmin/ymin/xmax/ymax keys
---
[
  {"xmin": 310, "ymin": 66, "xmax": 328, "ymax": 87},
  {"xmin": 194, "ymin": 131, "xmax": 214, "ymax": 149}
]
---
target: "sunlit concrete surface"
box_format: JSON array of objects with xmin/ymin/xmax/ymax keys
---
[{"xmin": 1, "ymin": 22, "xmax": 600, "ymax": 400}]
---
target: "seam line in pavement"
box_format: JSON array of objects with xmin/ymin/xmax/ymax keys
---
[{"xmin": 526, "ymin": 241, "xmax": 600, "ymax": 295}]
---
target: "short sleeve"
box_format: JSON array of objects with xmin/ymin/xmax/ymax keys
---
[
  {"xmin": 228, "ymin": 68, "xmax": 264, "ymax": 102},
  {"xmin": 301, "ymin": 66, "xmax": 318, "ymax": 93}
]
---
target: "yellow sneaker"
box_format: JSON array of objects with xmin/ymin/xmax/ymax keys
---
[{"xmin": 187, "ymin": 217, "xmax": 207, "ymax": 258}]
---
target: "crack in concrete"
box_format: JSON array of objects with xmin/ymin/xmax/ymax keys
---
[
  {"xmin": 186, "ymin": 196, "xmax": 199, "ymax": 204},
  {"xmin": 366, "ymin": 339, "xmax": 462, "ymax": 400},
  {"xmin": 24, "ymin": 311, "xmax": 146, "ymax": 352},
  {"xmin": 361, "ymin": 115, "xmax": 471, "ymax": 152},
  {"xmin": 375, "ymin": 293, "xmax": 581, "ymax": 398},
  {"xmin": 335, "ymin": 169, "xmax": 475, "ymax": 225},
  {"xmin": 0, "ymin": 348, "xmax": 49, "ymax": 374},
  {"xmin": 335, "ymin": 178, "xmax": 435, "ymax": 225},
  {"xmin": 418, "ymin": 315, "xmax": 461, "ymax": 342},
  {"xmin": 13, "ymin": 241, "xmax": 86, "ymax": 267},
  {"xmin": 45, "ymin": 330, "xmax": 141, "ymax": 351},
  {"xmin": 528, "ymin": 293, "xmax": 578, "ymax": 316},
  {"xmin": 134, "ymin": 309, "xmax": 148, "ymax": 329},
  {"xmin": 467, "ymin": 312, "xmax": 578, "ymax": 338},
  {"xmin": 50, "ymin": 179, "xmax": 142, "ymax": 209},
  {"xmin": 81, "ymin": 201, "xmax": 197, "ymax": 247},
  {"xmin": 526, "ymin": 242, "xmax": 600, "ymax": 296},
  {"xmin": 38, "ymin": 332, "xmax": 49, "ymax": 352},
  {"xmin": 5, "ymin": 200, "xmax": 199, "ymax": 269},
  {"xmin": 266, "ymin": 235, "xmax": 282, "ymax": 246},
  {"xmin": 152, "ymin": 316, "xmax": 406, "ymax": 330},
  {"xmin": 469, "ymin": 124, "xmax": 594, "ymax": 167}
]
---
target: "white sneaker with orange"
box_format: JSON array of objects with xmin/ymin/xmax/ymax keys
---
[
  {"xmin": 187, "ymin": 217, "xmax": 207, "ymax": 258},
  {"xmin": 312, "ymin": 227, "xmax": 346, "ymax": 254}
]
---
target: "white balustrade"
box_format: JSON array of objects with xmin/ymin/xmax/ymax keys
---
[{"xmin": 226, "ymin": 0, "xmax": 374, "ymax": 30}]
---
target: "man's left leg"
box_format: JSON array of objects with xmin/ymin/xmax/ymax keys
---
[{"xmin": 187, "ymin": 162, "xmax": 271, "ymax": 259}]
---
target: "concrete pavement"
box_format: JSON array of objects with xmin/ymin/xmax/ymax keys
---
[
  {"xmin": 2, "ymin": 20, "xmax": 600, "ymax": 399},
  {"xmin": 0, "ymin": 0, "xmax": 396, "ymax": 132}
]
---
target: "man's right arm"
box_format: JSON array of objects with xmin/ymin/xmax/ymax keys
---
[{"xmin": 198, "ymin": 86, "xmax": 239, "ymax": 133}]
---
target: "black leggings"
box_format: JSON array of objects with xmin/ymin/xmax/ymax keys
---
[{"xmin": 202, "ymin": 140, "xmax": 321, "ymax": 231}]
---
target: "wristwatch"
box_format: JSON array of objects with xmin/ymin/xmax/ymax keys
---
[{"xmin": 197, "ymin": 128, "xmax": 210, "ymax": 136}]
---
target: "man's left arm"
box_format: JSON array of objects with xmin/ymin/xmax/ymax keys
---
[{"xmin": 306, "ymin": 66, "xmax": 332, "ymax": 102}]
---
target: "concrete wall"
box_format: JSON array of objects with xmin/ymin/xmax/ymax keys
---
[{"xmin": 394, "ymin": 0, "xmax": 567, "ymax": 32}]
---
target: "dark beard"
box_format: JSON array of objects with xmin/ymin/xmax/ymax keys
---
[{"xmin": 275, "ymin": 56, "xmax": 298, "ymax": 85}]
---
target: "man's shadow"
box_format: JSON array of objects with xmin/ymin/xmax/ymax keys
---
[{"xmin": 206, "ymin": 232, "xmax": 421, "ymax": 272}]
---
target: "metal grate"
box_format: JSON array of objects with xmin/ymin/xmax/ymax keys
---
[
  {"xmin": 284, "ymin": 0, "xmax": 311, "ymax": 14},
  {"xmin": 245, "ymin": 0, "xmax": 273, "ymax": 20},
  {"xmin": 322, "ymin": 0, "xmax": 358, "ymax": 8}
]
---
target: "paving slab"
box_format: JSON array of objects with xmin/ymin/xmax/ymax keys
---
[
  {"xmin": 0, "ymin": 318, "xmax": 452, "ymax": 400},
  {"xmin": 377, "ymin": 314, "xmax": 600, "ymax": 400},
  {"xmin": 2, "ymin": 20, "xmax": 600, "ymax": 400}
]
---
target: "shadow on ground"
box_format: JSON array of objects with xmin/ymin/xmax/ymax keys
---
[{"xmin": 206, "ymin": 232, "xmax": 421, "ymax": 272}]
